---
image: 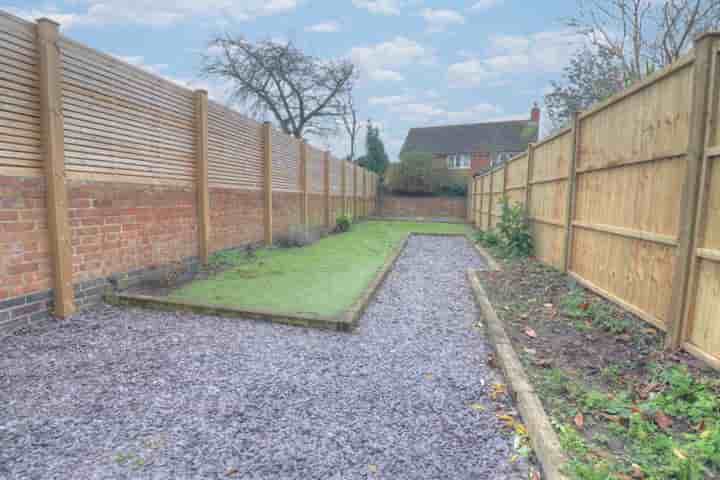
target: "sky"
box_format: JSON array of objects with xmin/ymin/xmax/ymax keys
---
[{"xmin": 4, "ymin": 0, "xmax": 585, "ymax": 161}]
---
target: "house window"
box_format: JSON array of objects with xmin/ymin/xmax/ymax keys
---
[{"xmin": 447, "ymin": 153, "xmax": 471, "ymax": 169}]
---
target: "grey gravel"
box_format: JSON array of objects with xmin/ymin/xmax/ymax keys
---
[{"xmin": 1, "ymin": 236, "xmax": 521, "ymax": 479}]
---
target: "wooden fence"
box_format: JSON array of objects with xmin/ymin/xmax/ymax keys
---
[
  {"xmin": 469, "ymin": 33, "xmax": 720, "ymax": 369},
  {"xmin": 0, "ymin": 12, "xmax": 378, "ymax": 321}
]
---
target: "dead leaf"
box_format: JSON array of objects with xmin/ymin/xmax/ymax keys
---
[
  {"xmin": 574, "ymin": 412, "xmax": 584, "ymax": 429},
  {"xmin": 631, "ymin": 464, "xmax": 645, "ymax": 479},
  {"xmin": 654, "ymin": 411, "xmax": 673, "ymax": 430},
  {"xmin": 533, "ymin": 358, "xmax": 552, "ymax": 368},
  {"xmin": 488, "ymin": 353, "xmax": 498, "ymax": 369},
  {"xmin": 524, "ymin": 327, "xmax": 537, "ymax": 338},
  {"xmin": 579, "ymin": 302, "xmax": 590, "ymax": 311},
  {"xmin": 491, "ymin": 383, "xmax": 507, "ymax": 400},
  {"xmin": 368, "ymin": 464, "xmax": 378, "ymax": 474}
]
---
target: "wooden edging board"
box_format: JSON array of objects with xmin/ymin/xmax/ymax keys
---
[
  {"xmin": 107, "ymin": 235, "xmax": 411, "ymax": 333},
  {"xmin": 466, "ymin": 265, "xmax": 569, "ymax": 480}
]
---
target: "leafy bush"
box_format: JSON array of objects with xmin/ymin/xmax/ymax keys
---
[
  {"xmin": 497, "ymin": 198, "xmax": 533, "ymax": 258},
  {"xmin": 474, "ymin": 229, "xmax": 501, "ymax": 248},
  {"xmin": 335, "ymin": 215, "xmax": 352, "ymax": 233}
]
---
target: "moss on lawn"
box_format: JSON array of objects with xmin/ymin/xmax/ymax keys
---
[{"xmin": 169, "ymin": 221, "xmax": 470, "ymax": 317}]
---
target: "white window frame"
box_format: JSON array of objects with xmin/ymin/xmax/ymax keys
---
[{"xmin": 447, "ymin": 153, "xmax": 471, "ymax": 169}]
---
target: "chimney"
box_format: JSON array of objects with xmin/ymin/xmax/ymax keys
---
[{"xmin": 530, "ymin": 102, "xmax": 541, "ymax": 123}]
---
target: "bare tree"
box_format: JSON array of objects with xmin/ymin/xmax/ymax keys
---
[
  {"xmin": 203, "ymin": 35, "xmax": 355, "ymax": 138},
  {"xmin": 568, "ymin": 0, "xmax": 720, "ymax": 82},
  {"xmin": 339, "ymin": 89, "xmax": 361, "ymax": 161}
]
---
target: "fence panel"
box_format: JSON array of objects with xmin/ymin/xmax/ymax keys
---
[
  {"xmin": 270, "ymin": 129, "xmax": 300, "ymax": 192},
  {"xmin": 569, "ymin": 60, "xmax": 694, "ymax": 330},
  {"xmin": 60, "ymin": 37, "xmax": 196, "ymax": 184},
  {"xmin": 505, "ymin": 153, "xmax": 528, "ymax": 207},
  {"xmin": 208, "ymin": 101, "xmax": 264, "ymax": 189},
  {"xmin": 490, "ymin": 168, "xmax": 505, "ymax": 228},
  {"xmin": 528, "ymin": 130, "xmax": 571, "ymax": 270},
  {"xmin": 0, "ymin": 13, "xmax": 42, "ymax": 173}
]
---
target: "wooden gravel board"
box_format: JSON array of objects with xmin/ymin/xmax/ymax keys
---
[{"xmin": 467, "ymin": 269, "xmax": 569, "ymax": 480}]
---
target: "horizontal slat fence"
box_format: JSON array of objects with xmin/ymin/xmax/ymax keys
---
[
  {"xmin": 469, "ymin": 34, "xmax": 720, "ymax": 369},
  {"xmin": 0, "ymin": 11, "xmax": 378, "ymax": 326}
]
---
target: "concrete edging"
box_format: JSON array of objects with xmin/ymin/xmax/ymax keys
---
[{"xmin": 467, "ymin": 268, "xmax": 569, "ymax": 480}]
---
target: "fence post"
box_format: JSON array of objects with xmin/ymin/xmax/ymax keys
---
[
  {"xmin": 525, "ymin": 143, "xmax": 535, "ymax": 210},
  {"xmin": 37, "ymin": 19, "xmax": 75, "ymax": 318},
  {"xmin": 667, "ymin": 34, "xmax": 717, "ymax": 349},
  {"xmin": 194, "ymin": 90, "xmax": 210, "ymax": 264},
  {"xmin": 563, "ymin": 112, "xmax": 581, "ymax": 273},
  {"xmin": 362, "ymin": 169, "xmax": 368, "ymax": 218},
  {"xmin": 477, "ymin": 176, "xmax": 483, "ymax": 229},
  {"xmin": 487, "ymin": 169, "xmax": 494, "ymax": 230},
  {"xmin": 262, "ymin": 122, "xmax": 273, "ymax": 245},
  {"xmin": 353, "ymin": 164, "xmax": 358, "ymax": 218},
  {"xmin": 324, "ymin": 152, "xmax": 331, "ymax": 227},
  {"xmin": 299, "ymin": 140, "xmax": 308, "ymax": 227},
  {"xmin": 341, "ymin": 161, "xmax": 347, "ymax": 215}
]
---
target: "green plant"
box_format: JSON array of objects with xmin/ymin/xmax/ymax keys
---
[
  {"xmin": 560, "ymin": 287, "xmax": 594, "ymax": 319},
  {"xmin": 474, "ymin": 229, "xmax": 501, "ymax": 248},
  {"xmin": 335, "ymin": 215, "xmax": 352, "ymax": 233},
  {"xmin": 497, "ymin": 198, "xmax": 533, "ymax": 258}
]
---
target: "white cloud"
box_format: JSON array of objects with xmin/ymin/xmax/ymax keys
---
[
  {"xmin": 5, "ymin": 0, "xmax": 298, "ymax": 30},
  {"xmin": 386, "ymin": 100, "xmax": 504, "ymax": 124},
  {"xmin": 305, "ymin": 21, "xmax": 341, "ymax": 33},
  {"xmin": 349, "ymin": 37, "xmax": 430, "ymax": 83},
  {"xmin": 448, "ymin": 30, "xmax": 585, "ymax": 87},
  {"xmin": 351, "ymin": 0, "xmax": 402, "ymax": 15},
  {"xmin": 447, "ymin": 59, "xmax": 492, "ymax": 87},
  {"xmin": 420, "ymin": 8, "xmax": 465, "ymax": 33},
  {"xmin": 369, "ymin": 69, "xmax": 404, "ymax": 81},
  {"xmin": 470, "ymin": 0, "xmax": 504, "ymax": 11},
  {"xmin": 369, "ymin": 95, "xmax": 414, "ymax": 106},
  {"xmin": 115, "ymin": 55, "xmax": 169, "ymax": 75}
]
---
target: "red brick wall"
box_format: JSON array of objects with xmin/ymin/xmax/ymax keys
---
[
  {"xmin": 0, "ymin": 176, "xmax": 52, "ymax": 300},
  {"xmin": 1, "ymin": 173, "xmax": 375, "ymax": 332},
  {"xmin": 380, "ymin": 195, "xmax": 467, "ymax": 219},
  {"xmin": 210, "ymin": 188, "xmax": 264, "ymax": 251},
  {"xmin": 272, "ymin": 191, "xmax": 302, "ymax": 239},
  {"xmin": 68, "ymin": 180, "xmax": 199, "ymax": 283}
]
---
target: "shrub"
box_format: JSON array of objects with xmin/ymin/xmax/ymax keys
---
[
  {"xmin": 335, "ymin": 215, "xmax": 352, "ymax": 233},
  {"xmin": 475, "ymin": 229, "xmax": 501, "ymax": 248},
  {"xmin": 497, "ymin": 198, "xmax": 533, "ymax": 258}
]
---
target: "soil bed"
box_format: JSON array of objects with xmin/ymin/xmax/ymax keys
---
[{"xmin": 477, "ymin": 253, "xmax": 720, "ymax": 479}]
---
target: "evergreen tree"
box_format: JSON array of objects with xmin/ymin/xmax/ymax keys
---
[{"xmin": 360, "ymin": 120, "xmax": 388, "ymax": 175}]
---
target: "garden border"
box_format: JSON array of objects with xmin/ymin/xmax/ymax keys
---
[
  {"xmin": 466, "ymin": 260, "xmax": 569, "ymax": 480},
  {"xmin": 107, "ymin": 235, "xmax": 411, "ymax": 332}
]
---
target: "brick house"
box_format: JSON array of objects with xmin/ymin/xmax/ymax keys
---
[{"xmin": 400, "ymin": 104, "xmax": 541, "ymax": 183}]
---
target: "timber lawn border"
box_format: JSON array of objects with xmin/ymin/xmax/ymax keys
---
[
  {"xmin": 107, "ymin": 235, "xmax": 411, "ymax": 332},
  {"xmin": 466, "ymin": 244, "xmax": 569, "ymax": 480},
  {"xmin": 108, "ymin": 231, "xmax": 489, "ymax": 332}
]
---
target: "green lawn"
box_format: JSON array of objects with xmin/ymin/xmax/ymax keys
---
[{"xmin": 169, "ymin": 221, "xmax": 470, "ymax": 317}]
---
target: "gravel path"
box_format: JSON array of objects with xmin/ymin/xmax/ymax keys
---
[{"xmin": 1, "ymin": 236, "xmax": 522, "ymax": 479}]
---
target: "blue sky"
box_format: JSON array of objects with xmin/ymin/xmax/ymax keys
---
[{"xmin": 5, "ymin": 0, "xmax": 584, "ymax": 160}]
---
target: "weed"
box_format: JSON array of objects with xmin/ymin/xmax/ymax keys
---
[
  {"xmin": 335, "ymin": 215, "xmax": 352, "ymax": 233},
  {"xmin": 497, "ymin": 198, "xmax": 533, "ymax": 258},
  {"xmin": 560, "ymin": 287, "xmax": 593, "ymax": 319}
]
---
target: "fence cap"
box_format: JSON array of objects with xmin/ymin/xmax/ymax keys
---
[
  {"xmin": 695, "ymin": 31, "xmax": 720, "ymax": 42},
  {"xmin": 37, "ymin": 17, "xmax": 60, "ymax": 27}
]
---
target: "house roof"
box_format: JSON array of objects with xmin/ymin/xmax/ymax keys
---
[{"xmin": 400, "ymin": 119, "xmax": 539, "ymax": 156}]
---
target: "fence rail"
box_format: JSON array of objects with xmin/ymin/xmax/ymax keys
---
[
  {"xmin": 469, "ymin": 33, "xmax": 720, "ymax": 369},
  {"xmin": 0, "ymin": 11, "xmax": 379, "ymax": 323}
]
